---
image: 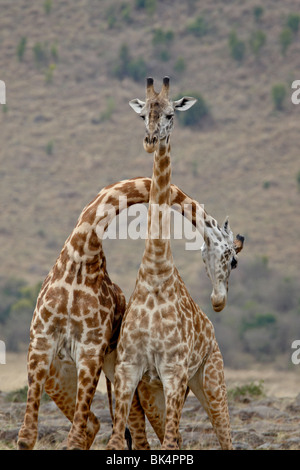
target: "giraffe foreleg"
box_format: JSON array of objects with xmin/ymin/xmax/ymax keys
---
[{"xmin": 159, "ymin": 367, "xmax": 188, "ymax": 450}]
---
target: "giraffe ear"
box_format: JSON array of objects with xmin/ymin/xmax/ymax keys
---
[
  {"xmin": 234, "ymin": 234, "xmax": 244, "ymax": 253},
  {"xmin": 222, "ymin": 216, "xmax": 230, "ymax": 234},
  {"xmin": 173, "ymin": 97, "xmax": 197, "ymax": 111},
  {"xmin": 129, "ymin": 98, "xmax": 145, "ymax": 114}
]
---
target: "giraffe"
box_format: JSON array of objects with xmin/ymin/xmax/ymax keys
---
[
  {"xmin": 17, "ymin": 172, "xmax": 243, "ymax": 450},
  {"xmin": 106, "ymin": 77, "xmax": 244, "ymax": 450}
]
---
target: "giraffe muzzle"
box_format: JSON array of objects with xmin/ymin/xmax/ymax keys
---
[{"xmin": 143, "ymin": 133, "xmax": 159, "ymax": 153}]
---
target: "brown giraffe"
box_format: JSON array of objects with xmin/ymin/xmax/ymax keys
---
[
  {"xmin": 106, "ymin": 77, "xmax": 244, "ymax": 450},
  {"xmin": 17, "ymin": 172, "xmax": 243, "ymax": 450}
]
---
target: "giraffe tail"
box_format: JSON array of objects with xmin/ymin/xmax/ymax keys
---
[{"xmin": 105, "ymin": 375, "xmax": 132, "ymax": 450}]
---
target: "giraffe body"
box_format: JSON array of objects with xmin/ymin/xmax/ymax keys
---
[
  {"xmin": 107, "ymin": 78, "xmax": 243, "ymax": 450},
  {"xmin": 18, "ymin": 174, "xmax": 242, "ymax": 450}
]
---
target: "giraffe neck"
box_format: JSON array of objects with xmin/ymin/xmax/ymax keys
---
[{"xmin": 141, "ymin": 139, "xmax": 174, "ymax": 279}]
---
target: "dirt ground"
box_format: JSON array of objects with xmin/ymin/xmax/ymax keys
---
[{"xmin": 0, "ymin": 353, "xmax": 300, "ymax": 450}]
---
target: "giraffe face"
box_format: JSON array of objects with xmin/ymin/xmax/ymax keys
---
[
  {"xmin": 129, "ymin": 77, "xmax": 196, "ymax": 153},
  {"xmin": 201, "ymin": 219, "xmax": 244, "ymax": 312}
]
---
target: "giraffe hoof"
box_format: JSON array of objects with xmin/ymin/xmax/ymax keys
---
[{"xmin": 17, "ymin": 440, "xmax": 32, "ymax": 450}]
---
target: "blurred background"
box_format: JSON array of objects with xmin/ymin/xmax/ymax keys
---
[{"xmin": 0, "ymin": 0, "xmax": 300, "ymax": 391}]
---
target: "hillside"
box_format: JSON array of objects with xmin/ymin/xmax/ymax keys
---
[{"xmin": 0, "ymin": 0, "xmax": 300, "ymax": 367}]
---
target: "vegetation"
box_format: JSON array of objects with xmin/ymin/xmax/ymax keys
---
[
  {"xmin": 174, "ymin": 92, "xmax": 209, "ymax": 127},
  {"xmin": 17, "ymin": 37, "xmax": 27, "ymax": 62},
  {"xmin": 286, "ymin": 13, "xmax": 300, "ymax": 34},
  {"xmin": 253, "ymin": 6, "xmax": 264, "ymax": 23},
  {"xmin": 113, "ymin": 43, "xmax": 147, "ymax": 81},
  {"xmin": 249, "ymin": 30, "xmax": 266, "ymax": 57},
  {"xmin": 279, "ymin": 28, "xmax": 293, "ymax": 56},
  {"xmin": 228, "ymin": 30, "xmax": 246, "ymax": 62},
  {"xmin": 228, "ymin": 381, "xmax": 265, "ymax": 400},
  {"xmin": 271, "ymin": 83, "xmax": 287, "ymax": 110},
  {"xmin": 186, "ymin": 15, "xmax": 208, "ymax": 37}
]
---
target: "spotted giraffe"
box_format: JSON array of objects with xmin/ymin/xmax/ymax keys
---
[
  {"xmin": 17, "ymin": 172, "xmax": 243, "ymax": 450},
  {"xmin": 106, "ymin": 77, "xmax": 244, "ymax": 450}
]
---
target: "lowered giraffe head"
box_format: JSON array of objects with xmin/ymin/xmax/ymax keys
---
[
  {"xmin": 129, "ymin": 76, "xmax": 197, "ymax": 153},
  {"xmin": 201, "ymin": 217, "xmax": 244, "ymax": 312}
]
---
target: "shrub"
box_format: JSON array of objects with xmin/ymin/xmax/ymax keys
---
[
  {"xmin": 279, "ymin": 28, "xmax": 293, "ymax": 56},
  {"xmin": 297, "ymin": 170, "xmax": 300, "ymax": 190},
  {"xmin": 174, "ymin": 92, "xmax": 209, "ymax": 127},
  {"xmin": 174, "ymin": 57, "xmax": 186, "ymax": 73},
  {"xmin": 186, "ymin": 15, "xmax": 208, "ymax": 37},
  {"xmin": 228, "ymin": 381, "xmax": 265, "ymax": 401},
  {"xmin": 113, "ymin": 44, "xmax": 147, "ymax": 82},
  {"xmin": 135, "ymin": 0, "xmax": 156, "ymax": 15},
  {"xmin": 228, "ymin": 30, "xmax": 246, "ymax": 62},
  {"xmin": 152, "ymin": 28, "xmax": 174, "ymax": 46},
  {"xmin": 286, "ymin": 13, "xmax": 300, "ymax": 34},
  {"xmin": 17, "ymin": 37, "xmax": 27, "ymax": 62},
  {"xmin": 271, "ymin": 83, "xmax": 286, "ymax": 110},
  {"xmin": 44, "ymin": 0, "xmax": 52, "ymax": 14},
  {"xmin": 45, "ymin": 140, "xmax": 54, "ymax": 154},
  {"xmin": 253, "ymin": 6, "xmax": 264, "ymax": 23},
  {"xmin": 249, "ymin": 30, "xmax": 266, "ymax": 57}
]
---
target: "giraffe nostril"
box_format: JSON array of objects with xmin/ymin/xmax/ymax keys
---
[{"xmin": 145, "ymin": 136, "xmax": 149, "ymax": 144}]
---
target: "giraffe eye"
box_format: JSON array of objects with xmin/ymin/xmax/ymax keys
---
[
  {"xmin": 231, "ymin": 257, "xmax": 238, "ymax": 269},
  {"xmin": 140, "ymin": 114, "xmax": 146, "ymax": 120},
  {"xmin": 166, "ymin": 114, "xmax": 174, "ymax": 120}
]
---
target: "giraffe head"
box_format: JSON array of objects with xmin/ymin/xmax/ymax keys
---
[
  {"xmin": 129, "ymin": 77, "xmax": 197, "ymax": 153},
  {"xmin": 201, "ymin": 217, "xmax": 244, "ymax": 312}
]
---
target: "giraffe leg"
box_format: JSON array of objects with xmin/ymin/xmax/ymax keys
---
[
  {"xmin": 66, "ymin": 348, "xmax": 103, "ymax": 450},
  {"xmin": 127, "ymin": 391, "xmax": 150, "ymax": 450},
  {"xmin": 17, "ymin": 343, "xmax": 55, "ymax": 450},
  {"xmin": 44, "ymin": 356, "xmax": 100, "ymax": 450},
  {"xmin": 188, "ymin": 345, "xmax": 233, "ymax": 450},
  {"xmin": 106, "ymin": 363, "xmax": 142, "ymax": 450},
  {"xmin": 160, "ymin": 368, "xmax": 188, "ymax": 450}
]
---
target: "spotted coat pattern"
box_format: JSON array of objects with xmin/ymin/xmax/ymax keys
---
[
  {"xmin": 107, "ymin": 78, "xmax": 243, "ymax": 450},
  {"xmin": 17, "ymin": 175, "xmax": 232, "ymax": 450}
]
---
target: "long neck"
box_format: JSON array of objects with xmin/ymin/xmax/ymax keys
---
[
  {"xmin": 141, "ymin": 139, "xmax": 174, "ymax": 278},
  {"xmin": 66, "ymin": 174, "xmax": 219, "ymax": 264}
]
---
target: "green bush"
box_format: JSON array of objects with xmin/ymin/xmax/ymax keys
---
[
  {"xmin": 253, "ymin": 6, "xmax": 264, "ymax": 23},
  {"xmin": 113, "ymin": 44, "xmax": 147, "ymax": 82},
  {"xmin": 174, "ymin": 57, "xmax": 185, "ymax": 73},
  {"xmin": 135, "ymin": 0, "xmax": 156, "ymax": 15},
  {"xmin": 228, "ymin": 30, "xmax": 246, "ymax": 62},
  {"xmin": 297, "ymin": 170, "xmax": 300, "ymax": 191},
  {"xmin": 249, "ymin": 30, "xmax": 266, "ymax": 57},
  {"xmin": 228, "ymin": 381, "xmax": 264, "ymax": 401},
  {"xmin": 44, "ymin": 0, "xmax": 52, "ymax": 14},
  {"xmin": 286, "ymin": 13, "xmax": 300, "ymax": 34},
  {"xmin": 174, "ymin": 92, "xmax": 209, "ymax": 127},
  {"xmin": 152, "ymin": 28, "xmax": 174, "ymax": 46},
  {"xmin": 279, "ymin": 28, "xmax": 293, "ymax": 56},
  {"xmin": 271, "ymin": 83, "xmax": 286, "ymax": 110},
  {"xmin": 186, "ymin": 15, "xmax": 208, "ymax": 37},
  {"xmin": 17, "ymin": 37, "xmax": 27, "ymax": 62}
]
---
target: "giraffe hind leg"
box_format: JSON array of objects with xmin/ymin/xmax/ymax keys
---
[
  {"xmin": 44, "ymin": 355, "xmax": 100, "ymax": 450},
  {"xmin": 188, "ymin": 346, "xmax": 233, "ymax": 450},
  {"xmin": 17, "ymin": 342, "xmax": 56, "ymax": 450}
]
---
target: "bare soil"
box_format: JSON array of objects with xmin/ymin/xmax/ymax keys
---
[{"xmin": 1, "ymin": 354, "xmax": 299, "ymax": 450}]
